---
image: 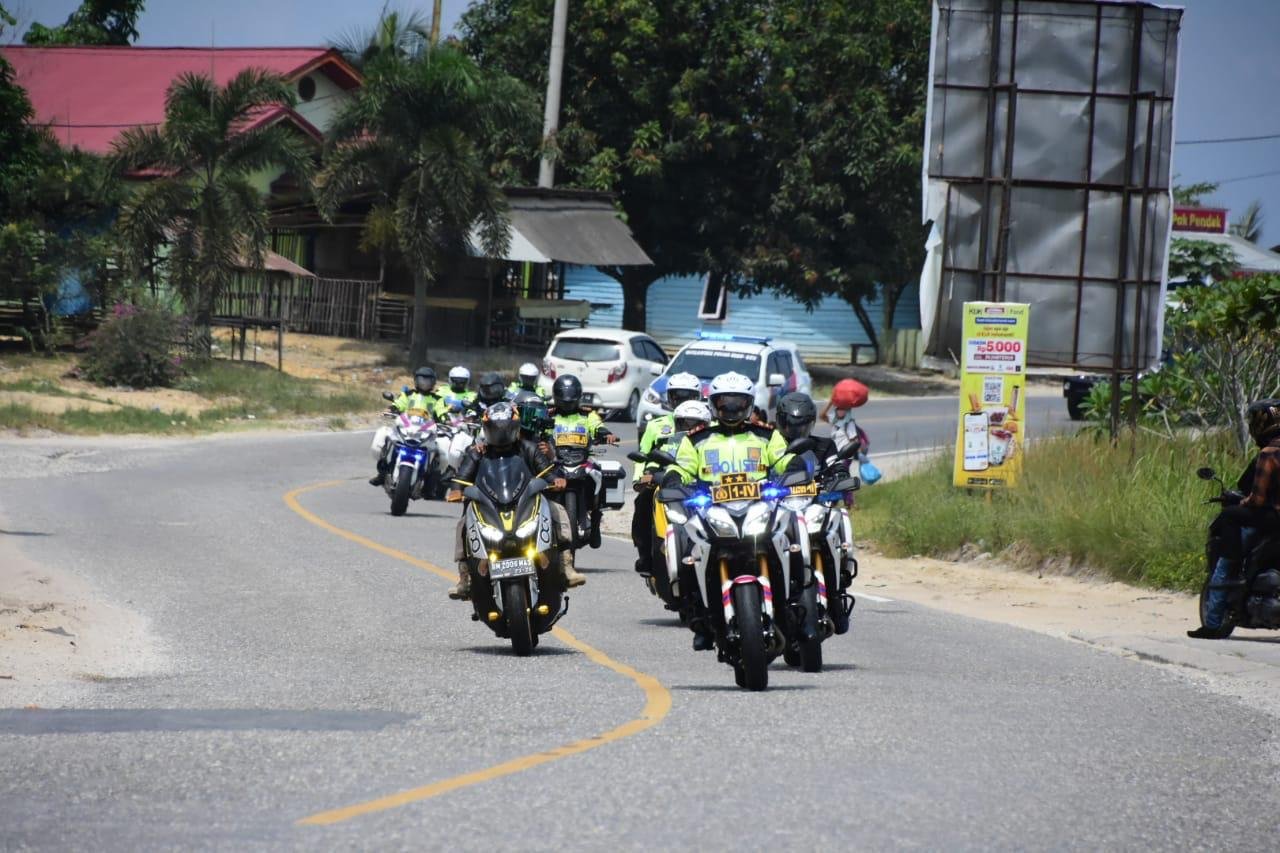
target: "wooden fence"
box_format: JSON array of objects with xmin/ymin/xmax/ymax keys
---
[{"xmin": 216, "ymin": 275, "xmax": 380, "ymax": 339}]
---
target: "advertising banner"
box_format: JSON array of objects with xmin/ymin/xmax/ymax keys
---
[{"xmin": 953, "ymin": 302, "xmax": 1029, "ymax": 489}]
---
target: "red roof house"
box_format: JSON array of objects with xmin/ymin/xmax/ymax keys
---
[{"xmin": 1, "ymin": 45, "xmax": 361, "ymax": 154}]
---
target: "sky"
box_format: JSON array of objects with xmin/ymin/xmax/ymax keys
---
[{"xmin": 11, "ymin": 0, "xmax": 1280, "ymax": 248}]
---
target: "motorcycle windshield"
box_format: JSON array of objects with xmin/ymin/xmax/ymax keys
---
[{"xmin": 477, "ymin": 455, "xmax": 533, "ymax": 506}]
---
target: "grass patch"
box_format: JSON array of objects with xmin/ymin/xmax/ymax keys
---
[
  {"xmin": 176, "ymin": 359, "xmax": 369, "ymax": 418},
  {"xmin": 859, "ymin": 431, "xmax": 1246, "ymax": 591}
]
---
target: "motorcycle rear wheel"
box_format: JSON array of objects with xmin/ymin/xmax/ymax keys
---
[
  {"xmin": 390, "ymin": 472, "xmax": 413, "ymax": 516},
  {"xmin": 1198, "ymin": 575, "xmax": 1236, "ymax": 638},
  {"xmin": 732, "ymin": 584, "xmax": 769, "ymax": 691},
  {"xmin": 503, "ymin": 580, "xmax": 535, "ymax": 656}
]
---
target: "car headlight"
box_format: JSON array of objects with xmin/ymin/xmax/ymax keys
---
[
  {"xmin": 803, "ymin": 504, "xmax": 827, "ymax": 529},
  {"xmin": 742, "ymin": 502, "xmax": 772, "ymax": 537},
  {"xmin": 664, "ymin": 504, "xmax": 688, "ymax": 525},
  {"xmin": 705, "ymin": 506, "xmax": 738, "ymax": 537},
  {"xmin": 515, "ymin": 516, "xmax": 539, "ymax": 538},
  {"xmin": 643, "ymin": 388, "xmax": 661, "ymax": 405}
]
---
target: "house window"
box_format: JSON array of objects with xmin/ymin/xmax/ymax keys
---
[
  {"xmin": 298, "ymin": 76, "xmax": 317, "ymax": 101},
  {"xmin": 697, "ymin": 274, "xmax": 728, "ymax": 321}
]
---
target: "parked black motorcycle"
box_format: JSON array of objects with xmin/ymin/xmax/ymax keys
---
[{"xmin": 1195, "ymin": 465, "xmax": 1280, "ymax": 637}]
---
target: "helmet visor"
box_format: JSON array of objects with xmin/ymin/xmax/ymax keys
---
[
  {"xmin": 483, "ymin": 418, "xmax": 520, "ymax": 447},
  {"xmin": 667, "ymin": 388, "xmax": 699, "ymax": 408},
  {"xmin": 713, "ymin": 393, "xmax": 753, "ymax": 425}
]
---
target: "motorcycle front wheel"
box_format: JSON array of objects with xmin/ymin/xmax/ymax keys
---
[
  {"xmin": 732, "ymin": 583, "xmax": 769, "ymax": 691},
  {"xmin": 1198, "ymin": 575, "xmax": 1236, "ymax": 639},
  {"xmin": 503, "ymin": 579, "xmax": 535, "ymax": 656},
  {"xmin": 390, "ymin": 471, "xmax": 413, "ymax": 516}
]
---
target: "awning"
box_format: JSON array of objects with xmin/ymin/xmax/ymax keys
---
[
  {"xmin": 470, "ymin": 188, "xmax": 652, "ymax": 266},
  {"xmin": 233, "ymin": 249, "xmax": 314, "ymax": 277}
]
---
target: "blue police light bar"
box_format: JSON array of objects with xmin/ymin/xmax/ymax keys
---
[{"xmin": 696, "ymin": 330, "xmax": 772, "ymax": 345}]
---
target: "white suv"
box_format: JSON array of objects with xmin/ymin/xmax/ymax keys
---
[
  {"xmin": 538, "ymin": 329, "xmax": 670, "ymax": 422},
  {"xmin": 635, "ymin": 332, "xmax": 813, "ymax": 430}
]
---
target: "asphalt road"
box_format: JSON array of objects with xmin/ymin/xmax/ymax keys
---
[{"xmin": 2, "ymin": 413, "xmax": 1277, "ymax": 850}]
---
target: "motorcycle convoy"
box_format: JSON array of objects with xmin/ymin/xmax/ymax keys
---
[{"xmin": 369, "ymin": 361, "xmax": 874, "ymax": 691}]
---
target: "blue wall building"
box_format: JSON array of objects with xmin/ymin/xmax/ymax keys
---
[{"xmin": 562, "ymin": 266, "xmax": 922, "ymax": 364}]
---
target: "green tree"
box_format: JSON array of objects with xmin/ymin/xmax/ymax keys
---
[
  {"xmin": 316, "ymin": 42, "xmax": 537, "ymax": 367},
  {"xmin": 1172, "ymin": 181, "xmax": 1218, "ymax": 206},
  {"xmin": 110, "ymin": 69, "xmax": 314, "ymax": 354},
  {"xmin": 1168, "ymin": 237, "xmax": 1237, "ymax": 285},
  {"xmin": 330, "ymin": 6, "xmax": 431, "ymax": 71},
  {"xmin": 462, "ymin": 1, "xmax": 930, "ymax": 342},
  {"xmin": 23, "ymin": 0, "xmax": 144, "ymax": 45}
]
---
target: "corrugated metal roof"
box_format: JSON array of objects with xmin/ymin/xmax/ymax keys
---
[
  {"xmin": 1189, "ymin": 232, "xmax": 1280, "ymax": 273},
  {"xmin": 2, "ymin": 46, "xmax": 359, "ymax": 153},
  {"xmin": 563, "ymin": 266, "xmax": 922, "ymax": 364},
  {"xmin": 505, "ymin": 190, "xmax": 652, "ymax": 266}
]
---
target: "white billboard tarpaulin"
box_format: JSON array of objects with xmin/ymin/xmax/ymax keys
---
[{"xmin": 921, "ymin": 0, "xmax": 1182, "ymax": 371}]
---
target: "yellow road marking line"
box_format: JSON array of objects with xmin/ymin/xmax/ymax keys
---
[{"xmin": 282, "ymin": 479, "xmax": 673, "ymax": 826}]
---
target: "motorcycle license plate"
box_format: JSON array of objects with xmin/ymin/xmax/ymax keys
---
[
  {"xmin": 490, "ymin": 557, "xmax": 536, "ymax": 579},
  {"xmin": 788, "ymin": 482, "xmax": 818, "ymax": 498},
  {"xmin": 556, "ymin": 433, "xmax": 589, "ymax": 448},
  {"xmin": 712, "ymin": 474, "xmax": 761, "ymax": 504}
]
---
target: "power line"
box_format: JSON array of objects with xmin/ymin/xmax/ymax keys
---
[
  {"xmin": 1177, "ymin": 131, "xmax": 1280, "ymax": 146},
  {"xmin": 1214, "ymin": 168, "xmax": 1280, "ymax": 186}
]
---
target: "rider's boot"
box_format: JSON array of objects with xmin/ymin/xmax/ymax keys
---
[
  {"xmin": 448, "ymin": 561, "xmax": 472, "ymax": 600},
  {"xmin": 369, "ymin": 459, "xmax": 388, "ymax": 487},
  {"xmin": 560, "ymin": 548, "xmax": 587, "ymax": 588},
  {"xmin": 1188, "ymin": 556, "xmax": 1240, "ymax": 638}
]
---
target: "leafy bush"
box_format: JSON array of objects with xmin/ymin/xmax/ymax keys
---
[
  {"xmin": 1084, "ymin": 274, "xmax": 1280, "ymax": 450},
  {"xmin": 860, "ymin": 431, "xmax": 1246, "ymax": 591},
  {"xmin": 80, "ymin": 302, "xmax": 182, "ymax": 388}
]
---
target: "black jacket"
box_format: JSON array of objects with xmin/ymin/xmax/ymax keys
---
[{"xmin": 453, "ymin": 438, "xmax": 556, "ymax": 487}]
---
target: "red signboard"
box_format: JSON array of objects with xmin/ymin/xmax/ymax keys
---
[{"xmin": 1172, "ymin": 206, "xmax": 1227, "ymax": 234}]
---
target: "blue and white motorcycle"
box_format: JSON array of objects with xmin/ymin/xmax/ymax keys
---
[{"xmin": 378, "ymin": 393, "xmax": 441, "ymax": 516}]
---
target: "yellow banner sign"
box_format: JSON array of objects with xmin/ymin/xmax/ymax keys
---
[{"xmin": 953, "ymin": 302, "xmax": 1030, "ymax": 489}]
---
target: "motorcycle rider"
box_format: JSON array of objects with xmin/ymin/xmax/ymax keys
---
[
  {"xmin": 631, "ymin": 372, "xmax": 705, "ymax": 574},
  {"xmin": 439, "ymin": 366, "xmax": 478, "ymax": 417},
  {"xmin": 509, "ymin": 362, "xmax": 549, "ymax": 400},
  {"xmin": 475, "ymin": 371, "xmax": 510, "ymax": 413},
  {"xmin": 548, "ymin": 374, "xmax": 619, "ymax": 548},
  {"xmin": 1190, "ymin": 399, "xmax": 1280, "ymax": 638},
  {"xmin": 662, "ymin": 372, "xmax": 802, "ymax": 649},
  {"xmin": 444, "ymin": 401, "xmax": 585, "ymax": 600},
  {"xmin": 369, "ymin": 366, "xmax": 444, "ymax": 487},
  {"xmin": 776, "ymin": 392, "xmax": 838, "ymax": 471}
]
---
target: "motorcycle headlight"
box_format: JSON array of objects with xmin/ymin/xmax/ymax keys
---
[
  {"xmin": 705, "ymin": 506, "xmax": 738, "ymax": 537},
  {"xmin": 479, "ymin": 523, "xmax": 504, "ymax": 543},
  {"xmin": 664, "ymin": 504, "xmax": 688, "ymax": 525},
  {"xmin": 515, "ymin": 516, "xmax": 539, "ymax": 538},
  {"xmin": 781, "ymin": 496, "xmax": 811, "ymax": 514},
  {"xmin": 803, "ymin": 504, "xmax": 827, "ymax": 529},
  {"xmin": 742, "ymin": 502, "xmax": 772, "ymax": 537},
  {"xmin": 643, "ymin": 388, "xmax": 662, "ymax": 405}
]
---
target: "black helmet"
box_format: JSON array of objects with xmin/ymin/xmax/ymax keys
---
[
  {"xmin": 478, "ymin": 371, "xmax": 506, "ymax": 404},
  {"xmin": 552, "ymin": 375, "xmax": 583, "ymax": 413},
  {"xmin": 776, "ymin": 392, "xmax": 816, "ymax": 442},
  {"xmin": 1247, "ymin": 398, "xmax": 1280, "ymax": 447},
  {"xmin": 482, "ymin": 401, "xmax": 520, "ymax": 449},
  {"xmin": 413, "ymin": 366, "xmax": 436, "ymax": 394}
]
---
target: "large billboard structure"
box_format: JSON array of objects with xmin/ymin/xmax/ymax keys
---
[{"xmin": 920, "ymin": 0, "xmax": 1183, "ymax": 372}]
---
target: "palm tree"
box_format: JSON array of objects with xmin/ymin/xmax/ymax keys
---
[
  {"xmin": 111, "ymin": 69, "xmax": 314, "ymax": 354},
  {"xmin": 1230, "ymin": 200, "xmax": 1265, "ymax": 244},
  {"xmin": 330, "ymin": 5, "xmax": 431, "ymax": 71},
  {"xmin": 316, "ymin": 43, "xmax": 537, "ymax": 366}
]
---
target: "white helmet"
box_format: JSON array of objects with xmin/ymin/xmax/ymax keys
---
[
  {"xmin": 448, "ymin": 365, "xmax": 471, "ymax": 385},
  {"xmin": 673, "ymin": 399, "xmax": 712, "ymax": 430},
  {"xmin": 665, "ymin": 371, "xmax": 701, "ymax": 407},
  {"xmin": 708, "ymin": 372, "xmax": 755, "ymax": 426},
  {"xmin": 517, "ymin": 362, "xmax": 540, "ymax": 384}
]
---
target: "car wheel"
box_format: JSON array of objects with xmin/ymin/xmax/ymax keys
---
[
  {"xmin": 1066, "ymin": 397, "xmax": 1085, "ymax": 421},
  {"xmin": 619, "ymin": 389, "xmax": 640, "ymax": 423}
]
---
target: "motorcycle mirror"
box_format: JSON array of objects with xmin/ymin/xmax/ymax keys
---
[
  {"xmin": 658, "ymin": 486, "xmax": 688, "ymax": 503},
  {"xmin": 382, "ymin": 391, "xmax": 396, "ymax": 402},
  {"xmin": 832, "ymin": 476, "xmax": 860, "ymax": 492},
  {"xmin": 786, "ymin": 437, "xmax": 813, "ymax": 455},
  {"xmin": 626, "ymin": 451, "xmax": 648, "ymax": 464},
  {"xmin": 780, "ymin": 470, "xmax": 811, "ymax": 488},
  {"xmin": 649, "ymin": 450, "xmax": 678, "ymax": 467},
  {"xmin": 1196, "ymin": 466, "xmax": 1217, "ymax": 481},
  {"xmin": 837, "ymin": 441, "xmax": 860, "ymax": 460}
]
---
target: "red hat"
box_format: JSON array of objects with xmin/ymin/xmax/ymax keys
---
[{"xmin": 831, "ymin": 378, "xmax": 869, "ymax": 409}]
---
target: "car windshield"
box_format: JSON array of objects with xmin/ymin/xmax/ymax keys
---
[
  {"xmin": 666, "ymin": 348, "xmax": 762, "ymax": 381},
  {"xmin": 551, "ymin": 338, "xmax": 622, "ymax": 362}
]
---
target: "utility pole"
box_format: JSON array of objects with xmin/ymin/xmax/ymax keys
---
[
  {"xmin": 538, "ymin": 0, "xmax": 569, "ymax": 188},
  {"xmin": 429, "ymin": 0, "xmax": 442, "ymax": 45}
]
